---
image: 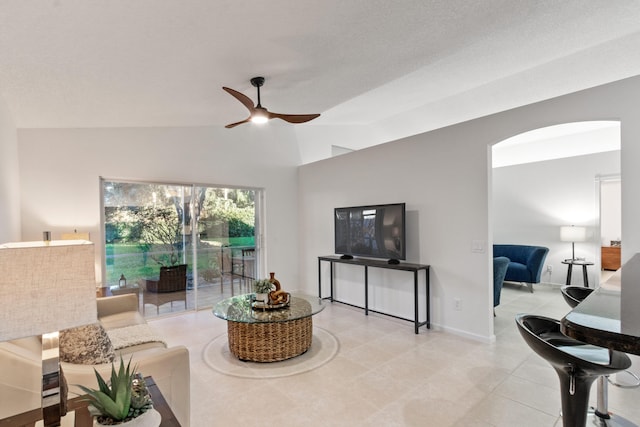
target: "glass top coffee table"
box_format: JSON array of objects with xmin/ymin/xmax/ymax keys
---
[{"xmin": 213, "ymin": 293, "xmax": 325, "ymax": 362}]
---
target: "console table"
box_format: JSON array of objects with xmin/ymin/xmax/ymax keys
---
[{"xmin": 318, "ymin": 256, "xmax": 430, "ymax": 334}]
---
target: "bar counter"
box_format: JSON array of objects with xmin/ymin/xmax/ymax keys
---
[{"xmin": 561, "ymin": 254, "xmax": 640, "ymax": 355}]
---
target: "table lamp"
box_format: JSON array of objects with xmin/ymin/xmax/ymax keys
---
[
  {"xmin": 560, "ymin": 225, "xmax": 587, "ymax": 261},
  {"xmin": 0, "ymin": 240, "xmax": 97, "ymax": 427}
]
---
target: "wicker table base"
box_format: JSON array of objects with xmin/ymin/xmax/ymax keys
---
[{"xmin": 227, "ymin": 316, "xmax": 313, "ymax": 362}]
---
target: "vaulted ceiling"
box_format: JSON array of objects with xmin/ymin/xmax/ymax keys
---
[{"xmin": 1, "ymin": 1, "xmax": 640, "ymax": 162}]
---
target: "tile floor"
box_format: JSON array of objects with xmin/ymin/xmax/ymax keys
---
[{"xmin": 150, "ymin": 282, "xmax": 640, "ymax": 426}]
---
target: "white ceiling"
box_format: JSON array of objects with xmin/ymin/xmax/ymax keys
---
[{"xmin": 1, "ymin": 1, "xmax": 640, "ymax": 162}]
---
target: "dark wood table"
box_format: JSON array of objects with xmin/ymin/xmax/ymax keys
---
[
  {"xmin": 561, "ymin": 259, "xmax": 594, "ymax": 287},
  {"xmin": 0, "ymin": 377, "xmax": 180, "ymax": 427}
]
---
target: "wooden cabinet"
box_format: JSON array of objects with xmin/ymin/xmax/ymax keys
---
[{"xmin": 602, "ymin": 246, "xmax": 621, "ymax": 271}]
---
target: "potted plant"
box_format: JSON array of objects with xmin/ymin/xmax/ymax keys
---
[
  {"xmin": 78, "ymin": 357, "xmax": 160, "ymax": 426},
  {"xmin": 253, "ymin": 278, "xmax": 273, "ymax": 303}
]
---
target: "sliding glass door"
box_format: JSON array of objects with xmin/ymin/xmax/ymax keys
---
[{"xmin": 101, "ymin": 179, "xmax": 261, "ymax": 317}]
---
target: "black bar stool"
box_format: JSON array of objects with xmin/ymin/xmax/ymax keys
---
[
  {"xmin": 560, "ymin": 285, "xmax": 594, "ymax": 308},
  {"xmin": 515, "ymin": 314, "xmax": 632, "ymax": 427}
]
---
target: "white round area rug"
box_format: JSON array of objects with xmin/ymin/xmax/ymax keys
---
[{"xmin": 203, "ymin": 327, "xmax": 339, "ymax": 379}]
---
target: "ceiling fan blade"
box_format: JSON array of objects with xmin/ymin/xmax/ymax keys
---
[
  {"xmin": 268, "ymin": 112, "xmax": 321, "ymax": 124},
  {"xmin": 225, "ymin": 117, "xmax": 251, "ymax": 128},
  {"xmin": 222, "ymin": 87, "xmax": 255, "ymax": 112}
]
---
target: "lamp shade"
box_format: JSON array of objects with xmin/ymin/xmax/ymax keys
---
[
  {"xmin": 560, "ymin": 225, "xmax": 587, "ymax": 243},
  {"xmin": 0, "ymin": 240, "xmax": 97, "ymax": 341}
]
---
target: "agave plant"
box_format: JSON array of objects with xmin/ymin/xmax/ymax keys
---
[{"xmin": 78, "ymin": 356, "xmax": 152, "ymax": 423}]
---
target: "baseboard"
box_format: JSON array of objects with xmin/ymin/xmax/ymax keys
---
[{"xmin": 430, "ymin": 322, "xmax": 495, "ymax": 344}]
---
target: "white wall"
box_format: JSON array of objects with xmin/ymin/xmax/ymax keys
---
[
  {"xmin": 299, "ymin": 121, "xmax": 494, "ymax": 342},
  {"xmin": 0, "ymin": 93, "xmax": 20, "ymax": 243},
  {"xmin": 493, "ymin": 151, "xmax": 620, "ymax": 286},
  {"xmin": 298, "ymin": 74, "xmax": 640, "ymax": 342},
  {"xmin": 17, "ymin": 125, "xmax": 302, "ymax": 287},
  {"xmin": 294, "ymin": 124, "xmax": 375, "ymax": 165}
]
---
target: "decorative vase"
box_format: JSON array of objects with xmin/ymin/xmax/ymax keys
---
[
  {"xmin": 94, "ymin": 408, "xmax": 161, "ymax": 427},
  {"xmin": 268, "ymin": 272, "xmax": 289, "ymax": 305},
  {"xmin": 269, "ymin": 272, "xmax": 281, "ymax": 291}
]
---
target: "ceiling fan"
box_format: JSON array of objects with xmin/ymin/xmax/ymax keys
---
[{"xmin": 222, "ymin": 77, "xmax": 320, "ymax": 128}]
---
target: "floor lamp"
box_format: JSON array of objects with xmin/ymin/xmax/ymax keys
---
[
  {"xmin": 560, "ymin": 225, "xmax": 587, "ymax": 261},
  {"xmin": 0, "ymin": 240, "xmax": 97, "ymax": 427}
]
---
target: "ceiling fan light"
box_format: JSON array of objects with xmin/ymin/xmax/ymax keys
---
[
  {"xmin": 251, "ymin": 108, "xmax": 268, "ymax": 124},
  {"xmin": 251, "ymin": 115, "xmax": 268, "ymax": 124}
]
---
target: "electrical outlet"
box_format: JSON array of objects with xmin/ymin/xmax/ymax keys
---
[
  {"xmin": 546, "ymin": 265, "xmax": 553, "ymax": 273},
  {"xmin": 454, "ymin": 298, "xmax": 462, "ymax": 311}
]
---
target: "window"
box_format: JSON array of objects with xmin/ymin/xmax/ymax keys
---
[{"xmin": 101, "ymin": 179, "xmax": 261, "ymax": 317}]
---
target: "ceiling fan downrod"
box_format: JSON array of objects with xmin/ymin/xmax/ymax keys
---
[{"xmin": 250, "ymin": 76, "xmax": 265, "ymax": 107}]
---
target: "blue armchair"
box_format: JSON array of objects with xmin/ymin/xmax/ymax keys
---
[
  {"xmin": 493, "ymin": 256, "xmax": 510, "ymax": 309},
  {"xmin": 493, "ymin": 244, "xmax": 549, "ymax": 292}
]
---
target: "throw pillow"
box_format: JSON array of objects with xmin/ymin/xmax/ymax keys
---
[{"xmin": 59, "ymin": 323, "xmax": 116, "ymax": 365}]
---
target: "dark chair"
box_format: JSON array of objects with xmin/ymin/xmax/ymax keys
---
[
  {"xmin": 240, "ymin": 248, "xmax": 256, "ymax": 279},
  {"xmin": 560, "ymin": 285, "xmax": 594, "ymax": 308},
  {"xmin": 232, "ymin": 248, "xmax": 256, "ymax": 279},
  {"xmin": 515, "ymin": 314, "xmax": 631, "ymax": 427},
  {"xmin": 143, "ymin": 264, "xmax": 187, "ymax": 293},
  {"xmin": 142, "ymin": 264, "xmax": 188, "ymax": 314},
  {"xmin": 493, "ymin": 256, "xmax": 510, "ymax": 309},
  {"xmin": 218, "ymin": 248, "xmax": 241, "ymax": 295}
]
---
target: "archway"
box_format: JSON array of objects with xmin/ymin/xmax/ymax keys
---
[{"xmin": 490, "ymin": 121, "xmax": 621, "ymax": 334}]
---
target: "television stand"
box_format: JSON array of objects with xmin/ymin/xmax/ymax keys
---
[
  {"xmin": 318, "ymin": 255, "xmax": 430, "ymax": 334},
  {"xmin": 340, "ymin": 254, "xmax": 354, "ymax": 260},
  {"xmin": 388, "ymin": 258, "xmax": 400, "ymax": 265}
]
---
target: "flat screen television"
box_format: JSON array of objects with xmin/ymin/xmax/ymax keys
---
[{"xmin": 334, "ymin": 203, "xmax": 406, "ymax": 263}]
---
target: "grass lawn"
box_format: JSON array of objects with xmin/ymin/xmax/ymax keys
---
[{"xmin": 104, "ymin": 238, "xmax": 254, "ymax": 286}]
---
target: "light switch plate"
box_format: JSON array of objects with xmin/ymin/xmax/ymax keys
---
[{"xmin": 471, "ymin": 240, "xmax": 485, "ymax": 253}]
